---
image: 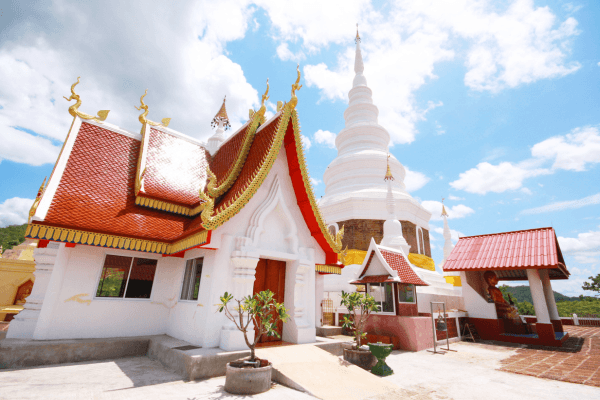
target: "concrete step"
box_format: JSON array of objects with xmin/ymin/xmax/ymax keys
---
[
  {"xmin": 257, "ymin": 344, "xmax": 405, "ymax": 400},
  {"xmin": 316, "ymin": 326, "xmax": 342, "ymax": 337}
]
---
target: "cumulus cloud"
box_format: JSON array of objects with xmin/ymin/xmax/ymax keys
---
[
  {"xmin": 522, "ymin": 193, "xmax": 600, "ymax": 215},
  {"xmin": 431, "ymin": 225, "xmax": 464, "ymax": 244},
  {"xmin": 0, "ymin": 197, "xmax": 33, "ymax": 227},
  {"xmin": 299, "ymin": 0, "xmax": 579, "ymax": 143},
  {"xmin": 0, "ymin": 0, "xmax": 260, "ymax": 166},
  {"xmin": 422, "ymin": 200, "xmax": 475, "ymax": 221},
  {"xmin": 301, "ymin": 134, "xmax": 312, "ymax": 151},
  {"xmin": 450, "ymin": 125, "xmax": 600, "ymax": 194},
  {"xmin": 447, "ymin": 195, "xmax": 464, "ymax": 201},
  {"xmin": 276, "ymin": 43, "xmax": 305, "ymax": 62},
  {"xmin": 310, "ymin": 177, "xmax": 321, "ymax": 186},
  {"xmin": 450, "ymin": 161, "xmax": 549, "ymax": 194},
  {"xmin": 531, "ymin": 126, "xmax": 600, "ymax": 171},
  {"xmin": 558, "ymin": 228, "xmax": 600, "ymax": 265},
  {"xmin": 314, "ymin": 129, "xmax": 336, "ymax": 148},
  {"xmin": 404, "ymin": 166, "xmax": 430, "ymax": 192}
]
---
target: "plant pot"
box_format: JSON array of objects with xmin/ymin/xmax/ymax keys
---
[
  {"xmin": 343, "ymin": 348, "xmax": 376, "ymax": 370},
  {"xmin": 224, "ymin": 362, "xmax": 273, "ymax": 395}
]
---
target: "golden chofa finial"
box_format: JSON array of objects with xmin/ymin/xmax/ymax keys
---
[
  {"xmin": 356, "ymin": 23, "xmax": 361, "ymax": 44},
  {"xmin": 384, "ymin": 154, "xmax": 394, "ymax": 181},
  {"xmin": 134, "ymin": 89, "xmax": 171, "ymax": 127},
  {"xmin": 288, "ymin": 64, "xmax": 302, "ymax": 110},
  {"xmin": 254, "ymin": 79, "xmax": 270, "ymax": 123},
  {"xmin": 63, "ymin": 77, "xmax": 110, "ymax": 122}
]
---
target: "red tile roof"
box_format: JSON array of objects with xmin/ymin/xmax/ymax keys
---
[
  {"xmin": 442, "ymin": 227, "xmax": 569, "ymax": 279},
  {"xmin": 44, "ymin": 122, "xmax": 189, "ymax": 242},
  {"xmin": 209, "ymin": 122, "xmax": 251, "ymax": 185},
  {"xmin": 142, "ymin": 128, "xmax": 208, "ymax": 207},
  {"xmin": 379, "ymin": 249, "xmax": 429, "ymax": 286}
]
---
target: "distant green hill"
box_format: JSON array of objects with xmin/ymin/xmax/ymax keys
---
[
  {"xmin": 0, "ymin": 224, "xmax": 28, "ymax": 252},
  {"xmin": 501, "ymin": 285, "xmax": 580, "ymax": 303}
]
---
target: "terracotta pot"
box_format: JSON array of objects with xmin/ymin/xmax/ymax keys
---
[
  {"xmin": 343, "ymin": 348, "xmax": 376, "ymax": 370},
  {"xmin": 224, "ymin": 362, "xmax": 272, "ymax": 395}
]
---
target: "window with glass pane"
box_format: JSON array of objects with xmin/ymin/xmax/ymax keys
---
[
  {"xmin": 180, "ymin": 258, "xmax": 203, "ymax": 301},
  {"xmin": 125, "ymin": 258, "xmax": 157, "ymax": 299},
  {"xmin": 368, "ymin": 283, "xmax": 394, "ymax": 313},
  {"xmin": 96, "ymin": 255, "xmax": 157, "ymax": 299},
  {"xmin": 96, "ymin": 255, "xmax": 132, "ymax": 297},
  {"xmin": 398, "ymin": 284, "xmax": 415, "ymax": 303}
]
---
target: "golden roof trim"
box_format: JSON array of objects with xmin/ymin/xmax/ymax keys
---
[
  {"xmin": 315, "ymin": 264, "xmax": 342, "ymax": 275},
  {"xmin": 135, "ymin": 89, "xmax": 171, "ymax": 127},
  {"xmin": 25, "ymin": 224, "xmax": 210, "ymax": 256}
]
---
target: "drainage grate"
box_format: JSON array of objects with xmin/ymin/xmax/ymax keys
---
[{"xmin": 173, "ymin": 345, "xmax": 202, "ymax": 351}]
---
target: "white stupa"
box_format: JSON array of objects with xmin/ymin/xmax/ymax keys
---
[
  {"xmin": 319, "ymin": 27, "xmax": 430, "ymax": 228},
  {"xmin": 206, "ymin": 96, "xmax": 230, "ymax": 155}
]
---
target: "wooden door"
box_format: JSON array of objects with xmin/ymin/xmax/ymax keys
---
[{"xmin": 253, "ymin": 259, "xmax": 286, "ymax": 343}]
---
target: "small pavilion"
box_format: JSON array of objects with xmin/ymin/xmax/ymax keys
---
[{"xmin": 443, "ymin": 227, "xmax": 570, "ymax": 347}]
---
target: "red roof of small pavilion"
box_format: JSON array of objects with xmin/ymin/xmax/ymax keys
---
[
  {"xmin": 351, "ymin": 247, "xmax": 428, "ymax": 286},
  {"xmin": 442, "ymin": 227, "xmax": 569, "ymax": 280}
]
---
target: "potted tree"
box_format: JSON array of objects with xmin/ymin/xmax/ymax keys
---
[
  {"xmin": 340, "ymin": 290, "xmax": 379, "ymax": 370},
  {"xmin": 218, "ymin": 290, "xmax": 289, "ymax": 395}
]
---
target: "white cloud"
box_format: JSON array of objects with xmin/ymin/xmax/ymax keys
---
[
  {"xmin": 404, "ymin": 166, "xmax": 430, "ymax": 192},
  {"xmin": 422, "ymin": 200, "xmax": 475, "ymax": 221},
  {"xmin": 447, "ymin": 195, "xmax": 464, "ymax": 201},
  {"xmin": 0, "ymin": 1, "xmax": 260, "ymax": 166},
  {"xmin": 522, "ymin": 193, "xmax": 600, "ymax": 215},
  {"xmin": 0, "ymin": 126, "xmax": 61, "ymax": 166},
  {"xmin": 432, "ymin": 225, "xmax": 464, "ymax": 244},
  {"xmin": 298, "ymin": 1, "xmax": 579, "ymax": 143},
  {"xmin": 0, "ymin": 197, "xmax": 33, "ymax": 227},
  {"xmin": 531, "ymin": 126, "xmax": 600, "ymax": 171},
  {"xmin": 276, "ymin": 43, "xmax": 305, "ymax": 62},
  {"xmin": 450, "ymin": 161, "xmax": 549, "ymax": 194},
  {"xmin": 310, "ymin": 177, "xmax": 321, "ymax": 186},
  {"xmin": 451, "ymin": 125, "xmax": 599, "ymax": 195},
  {"xmin": 314, "ymin": 129, "xmax": 336, "ymax": 148},
  {"xmin": 558, "ymin": 228, "xmax": 600, "ymax": 265},
  {"xmin": 301, "ymin": 134, "xmax": 311, "ymax": 151}
]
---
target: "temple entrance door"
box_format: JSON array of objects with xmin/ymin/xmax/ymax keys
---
[{"xmin": 252, "ymin": 258, "xmax": 286, "ymax": 343}]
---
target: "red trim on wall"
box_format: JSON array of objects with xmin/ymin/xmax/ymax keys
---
[
  {"xmin": 38, "ymin": 240, "xmax": 50, "ymax": 248},
  {"xmin": 65, "ymin": 243, "xmax": 76, "ymax": 248}
]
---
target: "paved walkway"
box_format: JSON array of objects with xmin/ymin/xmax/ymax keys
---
[{"xmin": 499, "ymin": 325, "xmax": 600, "ymax": 386}]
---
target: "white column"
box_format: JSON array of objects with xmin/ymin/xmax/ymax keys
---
[
  {"xmin": 539, "ymin": 269, "xmax": 560, "ymax": 321},
  {"xmin": 526, "ymin": 269, "xmax": 551, "ymax": 324},
  {"xmin": 219, "ymin": 256, "xmax": 259, "ymax": 351},
  {"xmin": 283, "ymin": 259, "xmax": 316, "ymax": 344},
  {"xmin": 6, "ymin": 243, "xmax": 60, "ymax": 339}
]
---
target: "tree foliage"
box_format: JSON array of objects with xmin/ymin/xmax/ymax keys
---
[
  {"xmin": 0, "ymin": 224, "xmax": 27, "ymax": 253},
  {"xmin": 340, "ymin": 290, "xmax": 379, "ymax": 349},
  {"xmin": 582, "ymin": 273, "xmax": 600, "ymax": 296},
  {"xmin": 217, "ymin": 290, "xmax": 289, "ymax": 362}
]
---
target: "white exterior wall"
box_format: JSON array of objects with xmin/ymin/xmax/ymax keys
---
[{"xmin": 461, "ymin": 271, "xmax": 497, "ymax": 319}]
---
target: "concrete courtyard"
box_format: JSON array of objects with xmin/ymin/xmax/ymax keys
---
[{"xmin": 2, "ymin": 334, "xmax": 600, "ymax": 400}]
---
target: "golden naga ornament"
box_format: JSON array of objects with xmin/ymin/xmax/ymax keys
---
[
  {"xmin": 63, "ymin": 77, "xmax": 110, "ymax": 122},
  {"xmin": 288, "ymin": 64, "xmax": 302, "ymax": 110},
  {"xmin": 135, "ymin": 89, "xmax": 171, "ymax": 127},
  {"xmin": 339, "ymin": 245, "xmax": 349, "ymax": 265},
  {"xmin": 198, "ymin": 165, "xmax": 217, "ymax": 227},
  {"xmin": 331, "ymin": 225, "xmax": 344, "ymax": 253},
  {"xmin": 256, "ymin": 78, "xmax": 269, "ymax": 120},
  {"xmin": 28, "ymin": 176, "xmax": 47, "ymax": 222}
]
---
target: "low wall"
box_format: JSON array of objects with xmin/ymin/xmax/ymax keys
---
[
  {"xmin": 522, "ymin": 315, "xmax": 600, "ymax": 327},
  {"xmin": 364, "ymin": 315, "xmax": 433, "ymax": 352}
]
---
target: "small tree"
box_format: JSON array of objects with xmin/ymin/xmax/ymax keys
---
[
  {"xmin": 218, "ymin": 290, "xmax": 289, "ymax": 362},
  {"xmin": 340, "ymin": 290, "xmax": 379, "ymax": 349},
  {"xmin": 583, "ymin": 273, "xmax": 600, "ymax": 297}
]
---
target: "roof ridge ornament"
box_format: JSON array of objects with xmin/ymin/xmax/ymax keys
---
[
  {"xmin": 256, "ymin": 79, "xmax": 270, "ymax": 121},
  {"xmin": 211, "ymin": 95, "xmax": 231, "ymax": 130},
  {"xmin": 28, "ymin": 176, "xmax": 47, "ymax": 223},
  {"xmin": 63, "ymin": 77, "xmax": 110, "ymax": 122},
  {"xmin": 288, "ymin": 64, "xmax": 302, "ymax": 110},
  {"xmin": 384, "ymin": 154, "xmax": 394, "ymax": 181},
  {"xmin": 135, "ymin": 89, "xmax": 171, "ymax": 127}
]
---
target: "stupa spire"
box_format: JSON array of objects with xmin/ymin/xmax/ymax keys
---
[
  {"xmin": 353, "ymin": 24, "xmax": 366, "ymax": 87},
  {"xmin": 441, "ymin": 198, "xmax": 453, "ymax": 265}
]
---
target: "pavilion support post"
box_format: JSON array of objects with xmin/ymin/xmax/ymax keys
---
[
  {"xmin": 539, "ymin": 269, "xmax": 563, "ymax": 333},
  {"xmin": 526, "ymin": 269, "xmax": 556, "ymax": 344}
]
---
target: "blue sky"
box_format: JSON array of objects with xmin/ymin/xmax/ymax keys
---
[{"xmin": 0, "ymin": 0, "xmax": 599, "ymax": 296}]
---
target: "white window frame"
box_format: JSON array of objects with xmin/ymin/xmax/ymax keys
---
[
  {"xmin": 93, "ymin": 253, "xmax": 157, "ymax": 301},
  {"xmin": 179, "ymin": 257, "xmax": 204, "ymax": 302},
  {"xmin": 397, "ymin": 283, "xmax": 416, "ymax": 304},
  {"xmin": 367, "ymin": 283, "xmax": 396, "ymax": 315},
  {"xmin": 416, "ymin": 226, "xmax": 425, "ymax": 255}
]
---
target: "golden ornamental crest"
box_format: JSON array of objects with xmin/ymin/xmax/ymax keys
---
[
  {"xmin": 135, "ymin": 89, "xmax": 171, "ymax": 127},
  {"xmin": 63, "ymin": 77, "xmax": 110, "ymax": 122}
]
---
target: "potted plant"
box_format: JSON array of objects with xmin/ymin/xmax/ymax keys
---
[
  {"xmin": 217, "ymin": 290, "xmax": 289, "ymax": 395},
  {"xmin": 340, "ymin": 290, "xmax": 379, "ymax": 370}
]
